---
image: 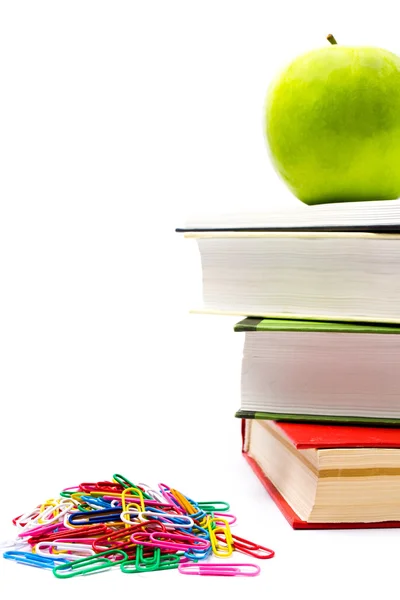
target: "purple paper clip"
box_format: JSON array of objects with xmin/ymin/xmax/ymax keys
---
[{"xmin": 178, "ymin": 561, "xmax": 260, "ymax": 577}]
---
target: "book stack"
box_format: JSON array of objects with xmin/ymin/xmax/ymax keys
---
[{"xmin": 177, "ymin": 199, "xmax": 400, "ymax": 529}]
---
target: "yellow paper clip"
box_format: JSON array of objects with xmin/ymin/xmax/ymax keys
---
[
  {"xmin": 38, "ymin": 499, "xmax": 58, "ymax": 524},
  {"xmin": 122, "ymin": 487, "xmax": 145, "ymax": 527},
  {"xmin": 207, "ymin": 516, "xmax": 233, "ymax": 558}
]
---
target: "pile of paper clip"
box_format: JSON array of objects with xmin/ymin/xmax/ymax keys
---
[{"xmin": 1, "ymin": 473, "xmax": 275, "ymax": 578}]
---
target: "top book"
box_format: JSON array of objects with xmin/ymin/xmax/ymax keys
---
[
  {"xmin": 177, "ymin": 198, "xmax": 400, "ymax": 233},
  {"xmin": 178, "ymin": 200, "xmax": 400, "ymax": 323}
]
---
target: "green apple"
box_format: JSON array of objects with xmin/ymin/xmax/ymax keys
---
[{"xmin": 265, "ymin": 35, "xmax": 400, "ymax": 204}]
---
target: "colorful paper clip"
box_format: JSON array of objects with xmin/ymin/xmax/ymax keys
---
[
  {"xmin": 198, "ymin": 501, "xmax": 230, "ymax": 513},
  {"xmin": 2, "ymin": 474, "xmax": 274, "ymax": 580},
  {"xmin": 0, "ymin": 538, "xmax": 28, "ymax": 550},
  {"xmin": 215, "ymin": 532, "xmax": 275, "ymax": 559},
  {"xmin": 26, "ymin": 524, "xmax": 109, "ymax": 547},
  {"xmin": 35, "ymin": 541, "xmax": 96, "ymax": 558},
  {"xmin": 67, "ymin": 508, "xmax": 122, "ymax": 526},
  {"xmin": 130, "ymin": 531, "xmax": 210, "ymax": 553},
  {"xmin": 207, "ymin": 516, "xmax": 233, "ymax": 558},
  {"xmin": 53, "ymin": 549, "xmax": 128, "ymax": 579},
  {"xmin": 178, "ymin": 561, "xmax": 260, "ymax": 577},
  {"xmin": 3, "ymin": 550, "xmax": 70, "ymax": 569},
  {"xmin": 120, "ymin": 551, "xmax": 180, "ymax": 574},
  {"xmin": 131, "ymin": 545, "xmax": 160, "ymax": 573}
]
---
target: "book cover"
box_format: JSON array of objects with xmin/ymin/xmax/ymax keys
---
[
  {"xmin": 235, "ymin": 409, "xmax": 400, "ymax": 427},
  {"xmin": 234, "ymin": 316, "xmax": 400, "ymax": 334},
  {"xmin": 241, "ymin": 420, "xmax": 400, "ymax": 530},
  {"xmin": 269, "ymin": 420, "xmax": 400, "ymax": 449}
]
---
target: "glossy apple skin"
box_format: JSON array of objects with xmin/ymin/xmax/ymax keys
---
[{"xmin": 265, "ymin": 46, "xmax": 400, "ymax": 205}]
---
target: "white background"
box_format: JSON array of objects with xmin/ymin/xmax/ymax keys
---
[{"xmin": 1, "ymin": 1, "xmax": 399, "ymax": 598}]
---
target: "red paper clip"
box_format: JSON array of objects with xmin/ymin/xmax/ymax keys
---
[
  {"xmin": 79, "ymin": 482, "xmax": 124, "ymax": 494},
  {"xmin": 92, "ymin": 521, "xmax": 166, "ymax": 553},
  {"xmin": 215, "ymin": 532, "xmax": 275, "ymax": 559},
  {"xmin": 27, "ymin": 524, "xmax": 111, "ymax": 546}
]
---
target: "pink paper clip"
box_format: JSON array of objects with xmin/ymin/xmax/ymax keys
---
[
  {"xmin": 151, "ymin": 532, "xmax": 210, "ymax": 552},
  {"xmin": 178, "ymin": 561, "xmax": 260, "ymax": 577},
  {"xmin": 157, "ymin": 483, "xmax": 185, "ymax": 514},
  {"xmin": 213, "ymin": 512, "xmax": 237, "ymax": 526},
  {"xmin": 131, "ymin": 531, "xmax": 210, "ymax": 552},
  {"xmin": 18, "ymin": 522, "xmax": 63, "ymax": 539}
]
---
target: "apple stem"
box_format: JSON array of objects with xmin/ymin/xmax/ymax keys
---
[{"xmin": 327, "ymin": 34, "xmax": 338, "ymax": 45}]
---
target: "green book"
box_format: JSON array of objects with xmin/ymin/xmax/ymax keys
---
[{"xmin": 234, "ymin": 317, "xmax": 400, "ymax": 426}]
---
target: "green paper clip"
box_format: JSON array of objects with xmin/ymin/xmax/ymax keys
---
[
  {"xmin": 53, "ymin": 549, "xmax": 128, "ymax": 579},
  {"xmin": 112, "ymin": 474, "xmax": 153, "ymax": 499},
  {"xmin": 198, "ymin": 501, "xmax": 230, "ymax": 513},
  {"xmin": 135, "ymin": 546, "xmax": 160, "ymax": 572},
  {"xmin": 157, "ymin": 554, "xmax": 180, "ymax": 571},
  {"xmin": 120, "ymin": 550, "xmax": 180, "ymax": 574}
]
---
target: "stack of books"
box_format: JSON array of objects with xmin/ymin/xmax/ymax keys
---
[{"xmin": 177, "ymin": 199, "xmax": 400, "ymax": 529}]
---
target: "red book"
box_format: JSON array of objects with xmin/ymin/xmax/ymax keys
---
[{"xmin": 242, "ymin": 419, "xmax": 400, "ymax": 529}]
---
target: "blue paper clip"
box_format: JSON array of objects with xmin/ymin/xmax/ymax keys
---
[
  {"xmin": 191, "ymin": 523, "xmax": 210, "ymax": 539},
  {"xmin": 184, "ymin": 545, "xmax": 213, "ymax": 561},
  {"xmin": 183, "ymin": 523, "xmax": 211, "ymax": 560},
  {"xmin": 144, "ymin": 507, "xmax": 194, "ymax": 532},
  {"xmin": 68, "ymin": 508, "xmax": 122, "ymax": 526},
  {"xmin": 80, "ymin": 495, "xmax": 112, "ymax": 509},
  {"xmin": 181, "ymin": 496, "xmax": 208, "ymax": 521},
  {"xmin": 188, "ymin": 509, "xmax": 208, "ymax": 522},
  {"xmin": 3, "ymin": 550, "xmax": 70, "ymax": 569}
]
